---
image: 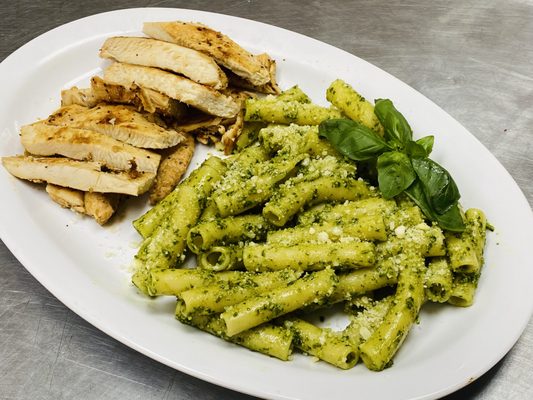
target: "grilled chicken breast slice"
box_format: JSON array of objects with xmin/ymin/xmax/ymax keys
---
[
  {"xmin": 143, "ymin": 21, "xmax": 271, "ymax": 87},
  {"xmin": 62, "ymin": 77, "xmax": 188, "ymax": 118},
  {"xmin": 226, "ymin": 54, "xmax": 281, "ymax": 94},
  {"xmin": 21, "ymin": 122, "xmax": 161, "ymax": 173},
  {"xmin": 220, "ymin": 110, "xmax": 245, "ymax": 155},
  {"xmin": 91, "ymin": 76, "xmax": 188, "ymax": 117},
  {"xmin": 137, "ymin": 86, "xmax": 188, "ymax": 118},
  {"xmin": 84, "ymin": 191, "xmax": 121, "ymax": 225},
  {"xmin": 90, "ymin": 76, "xmax": 140, "ymax": 106},
  {"xmin": 174, "ymin": 115, "xmax": 224, "ymax": 133},
  {"xmin": 149, "ymin": 132, "xmax": 195, "ymax": 204},
  {"xmin": 46, "ymin": 104, "xmax": 184, "ymax": 149},
  {"xmin": 2, "ymin": 156, "xmax": 154, "ymax": 196},
  {"xmin": 61, "ymin": 79, "xmax": 140, "ymax": 109},
  {"xmin": 46, "ymin": 183, "xmax": 120, "ymax": 225},
  {"xmin": 100, "ymin": 36, "xmax": 227, "ymax": 89},
  {"xmin": 46, "ymin": 183, "xmax": 86, "ymax": 213},
  {"xmin": 61, "ymin": 86, "xmax": 99, "ymax": 107},
  {"xmin": 104, "ymin": 62, "xmax": 239, "ymax": 118}
]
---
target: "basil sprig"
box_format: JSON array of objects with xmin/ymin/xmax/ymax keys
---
[{"xmin": 319, "ymin": 99, "xmax": 465, "ymax": 231}]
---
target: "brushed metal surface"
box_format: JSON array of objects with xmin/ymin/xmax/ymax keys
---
[{"xmin": 1, "ymin": 1, "xmax": 531, "ymax": 399}]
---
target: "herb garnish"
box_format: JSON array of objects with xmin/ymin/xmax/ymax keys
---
[{"xmin": 319, "ymin": 99, "xmax": 465, "ymax": 231}]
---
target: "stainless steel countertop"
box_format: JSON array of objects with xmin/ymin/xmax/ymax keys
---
[{"xmin": 1, "ymin": 1, "xmax": 532, "ymax": 399}]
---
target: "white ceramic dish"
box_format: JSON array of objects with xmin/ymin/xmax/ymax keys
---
[{"xmin": 0, "ymin": 8, "xmax": 532, "ymax": 400}]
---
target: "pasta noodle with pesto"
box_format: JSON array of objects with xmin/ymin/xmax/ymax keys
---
[{"xmin": 130, "ymin": 81, "xmax": 489, "ymax": 371}]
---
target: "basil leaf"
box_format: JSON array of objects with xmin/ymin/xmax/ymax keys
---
[
  {"xmin": 416, "ymin": 135, "xmax": 434, "ymax": 156},
  {"xmin": 376, "ymin": 151, "xmax": 416, "ymax": 198},
  {"xmin": 405, "ymin": 141, "xmax": 428, "ymax": 158},
  {"xmin": 406, "ymin": 135, "xmax": 434, "ymax": 158},
  {"xmin": 404, "ymin": 179, "xmax": 435, "ymax": 218},
  {"xmin": 434, "ymin": 204, "xmax": 466, "ymax": 232},
  {"xmin": 405, "ymin": 180, "xmax": 465, "ymax": 231},
  {"xmin": 411, "ymin": 157, "xmax": 460, "ymax": 215},
  {"xmin": 374, "ymin": 99, "xmax": 413, "ymax": 148},
  {"xmin": 319, "ymin": 119, "xmax": 391, "ymax": 161}
]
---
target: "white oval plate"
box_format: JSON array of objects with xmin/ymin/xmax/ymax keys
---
[{"xmin": 0, "ymin": 8, "xmax": 532, "ymax": 400}]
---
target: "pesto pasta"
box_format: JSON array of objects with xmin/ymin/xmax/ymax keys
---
[
  {"xmin": 285, "ymin": 318, "xmax": 359, "ymax": 369},
  {"xmin": 175, "ymin": 302, "xmax": 294, "ymax": 361},
  {"xmin": 244, "ymin": 98, "xmax": 343, "ymax": 125},
  {"xmin": 326, "ymin": 79, "xmax": 384, "ymax": 134},
  {"xmin": 221, "ymin": 268, "xmax": 338, "ymax": 336},
  {"xmin": 178, "ymin": 268, "xmax": 302, "ymax": 315},
  {"xmin": 359, "ymin": 255, "xmax": 426, "ymax": 371},
  {"xmin": 187, "ymin": 214, "xmax": 271, "ymax": 253},
  {"xmin": 197, "ymin": 245, "xmax": 244, "ymax": 271},
  {"xmin": 133, "ymin": 156, "xmax": 227, "ymax": 239},
  {"xmin": 143, "ymin": 268, "xmax": 243, "ymax": 297},
  {"xmin": 263, "ymin": 176, "xmax": 371, "ymax": 226},
  {"xmin": 130, "ymin": 78, "xmax": 489, "ymax": 372},
  {"xmin": 266, "ymin": 216, "xmax": 388, "ymax": 244},
  {"xmin": 424, "ymin": 257, "xmax": 453, "ymax": 303},
  {"xmin": 242, "ymin": 241, "xmax": 376, "ymax": 272}
]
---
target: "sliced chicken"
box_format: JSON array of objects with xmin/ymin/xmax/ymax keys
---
[
  {"xmin": 91, "ymin": 76, "xmax": 188, "ymax": 117},
  {"xmin": 171, "ymin": 110, "xmax": 244, "ymax": 151},
  {"xmin": 46, "ymin": 184, "xmax": 86, "ymax": 213},
  {"xmin": 21, "ymin": 122, "xmax": 161, "ymax": 173},
  {"xmin": 46, "ymin": 183, "xmax": 121, "ymax": 225},
  {"xmin": 62, "ymin": 77, "xmax": 188, "ymax": 118},
  {"xmin": 194, "ymin": 126, "xmax": 225, "ymax": 146},
  {"xmin": 136, "ymin": 86, "xmax": 188, "ymax": 118},
  {"xmin": 46, "ymin": 104, "xmax": 184, "ymax": 149},
  {"xmin": 84, "ymin": 191, "xmax": 121, "ymax": 225},
  {"xmin": 104, "ymin": 62, "xmax": 239, "ymax": 118},
  {"xmin": 220, "ymin": 110, "xmax": 245, "ymax": 155},
  {"xmin": 2, "ymin": 156, "xmax": 154, "ymax": 196},
  {"xmin": 61, "ymin": 79, "xmax": 140, "ymax": 110},
  {"xmin": 149, "ymin": 132, "xmax": 195, "ymax": 204},
  {"xmin": 61, "ymin": 86, "xmax": 99, "ymax": 107},
  {"xmin": 174, "ymin": 115, "xmax": 224, "ymax": 133},
  {"xmin": 215, "ymin": 88, "xmax": 250, "ymax": 154},
  {"xmin": 90, "ymin": 76, "xmax": 139, "ymax": 106},
  {"xmin": 100, "ymin": 36, "xmax": 227, "ymax": 90},
  {"xmin": 171, "ymin": 114, "xmax": 225, "ymax": 146},
  {"xmin": 227, "ymin": 54, "xmax": 281, "ymax": 94},
  {"xmin": 143, "ymin": 21, "xmax": 271, "ymax": 87}
]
